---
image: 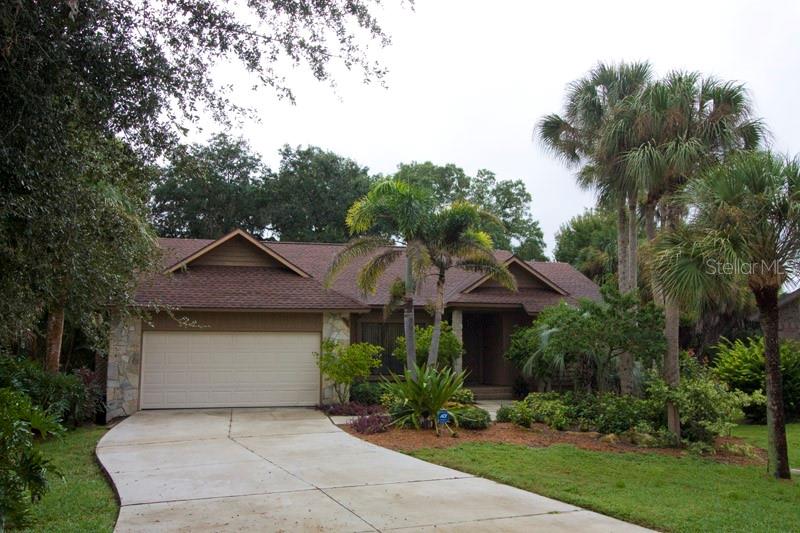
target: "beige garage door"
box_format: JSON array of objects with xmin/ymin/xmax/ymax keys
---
[{"xmin": 140, "ymin": 332, "xmax": 320, "ymax": 409}]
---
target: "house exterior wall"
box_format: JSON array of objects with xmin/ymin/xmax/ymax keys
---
[
  {"xmin": 106, "ymin": 310, "xmax": 327, "ymax": 421},
  {"xmin": 779, "ymin": 298, "xmax": 800, "ymax": 341},
  {"xmin": 106, "ymin": 316, "xmax": 142, "ymax": 421},
  {"xmin": 191, "ymin": 236, "xmax": 280, "ymax": 267}
]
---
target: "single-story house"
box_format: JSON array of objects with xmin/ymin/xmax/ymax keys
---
[
  {"xmin": 779, "ymin": 288, "xmax": 800, "ymax": 341},
  {"xmin": 105, "ymin": 229, "xmax": 601, "ymax": 420}
]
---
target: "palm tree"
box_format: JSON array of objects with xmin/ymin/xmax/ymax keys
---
[
  {"xmin": 325, "ymin": 179, "xmax": 434, "ymax": 379},
  {"xmin": 537, "ymin": 61, "xmax": 652, "ymax": 393},
  {"xmin": 612, "ymin": 72, "xmax": 765, "ymax": 434},
  {"xmin": 421, "ymin": 202, "xmax": 516, "ymax": 367},
  {"xmin": 652, "ymin": 151, "xmax": 799, "ymax": 478}
]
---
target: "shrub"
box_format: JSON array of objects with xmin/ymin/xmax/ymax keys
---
[
  {"xmin": 0, "ymin": 388, "xmax": 63, "ymax": 529},
  {"xmin": 591, "ymin": 393, "xmax": 664, "ymax": 433},
  {"xmin": 504, "ymin": 288, "xmax": 665, "ymax": 393},
  {"xmin": 450, "ymin": 406, "xmax": 490, "ymax": 429},
  {"xmin": 349, "ymin": 381, "xmax": 383, "ymax": 405},
  {"xmin": 495, "ymin": 404, "xmax": 514, "ymax": 423},
  {"xmin": 382, "ymin": 365, "xmax": 466, "ymax": 431},
  {"xmin": 450, "ymin": 387, "xmax": 475, "ymax": 405},
  {"xmin": 646, "ymin": 370, "xmax": 762, "ymax": 443},
  {"xmin": 349, "ymin": 414, "xmax": 392, "ymax": 434},
  {"xmin": 392, "ymin": 322, "xmax": 464, "ymax": 369},
  {"xmin": 0, "ymin": 356, "xmax": 101, "ymax": 426},
  {"xmin": 714, "ymin": 336, "xmax": 800, "ymax": 421},
  {"xmin": 315, "ymin": 341, "xmax": 383, "ymax": 403},
  {"xmin": 523, "ymin": 393, "xmax": 570, "ymax": 430},
  {"xmin": 508, "ymin": 402, "xmax": 533, "ymax": 428}
]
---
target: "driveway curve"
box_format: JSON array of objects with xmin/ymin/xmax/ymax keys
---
[{"xmin": 97, "ymin": 408, "xmax": 650, "ymax": 532}]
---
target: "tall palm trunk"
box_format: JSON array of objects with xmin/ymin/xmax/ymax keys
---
[
  {"xmin": 616, "ymin": 198, "xmax": 631, "ymax": 292},
  {"xmin": 617, "ymin": 197, "xmax": 635, "ymax": 394},
  {"xmin": 662, "ymin": 201, "xmax": 681, "ymax": 437},
  {"xmin": 643, "ymin": 200, "xmax": 657, "ymax": 242},
  {"xmin": 627, "ymin": 193, "xmax": 639, "ymax": 291},
  {"xmin": 754, "ymin": 286, "xmax": 791, "ymax": 479},
  {"xmin": 404, "ymin": 255, "xmax": 417, "ymax": 379},
  {"xmin": 45, "ymin": 305, "xmax": 65, "ymax": 373},
  {"xmin": 427, "ymin": 269, "xmax": 446, "ymax": 368}
]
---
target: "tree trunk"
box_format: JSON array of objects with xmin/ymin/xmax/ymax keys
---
[
  {"xmin": 45, "ymin": 305, "xmax": 66, "ymax": 373},
  {"xmin": 754, "ymin": 286, "xmax": 791, "ymax": 479},
  {"xmin": 664, "ymin": 294, "xmax": 681, "ymax": 436},
  {"xmin": 662, "ymin": 201, "xmax": 681, "ymax": 438},
  {"xmin": 643, "ymin": 200, "xmax": 657, "ymax": 242},
  {"xmin": 616, "ymin": 198, "xmax": 630, "ymax": 292},
  {"xmin": 627, "ymin": 193, "xmax": 638, "ymax": 291},
  {"xmin": 404, "ymin": 255, "xmax": 417, "ymax": 379},
  {"xmin": 616, "ymin": 197, "xmax": 635, "ymax": 394},
  {"xmin": 427, "ymin": 271, "xmax": 446, "ymax": 368}
]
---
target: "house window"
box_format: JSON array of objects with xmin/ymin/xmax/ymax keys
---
[{"xmin": 359, "ymin": 322, "xmax": 406, "ymax": 375}]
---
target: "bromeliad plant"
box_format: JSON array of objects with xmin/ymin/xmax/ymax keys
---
[{"xmin": 382, "ymin": 365, "xmax": 466, "ymax": 434}]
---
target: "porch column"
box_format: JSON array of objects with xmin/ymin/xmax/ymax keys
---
[{"xmin": 451, "ymin": 309, "xmax": 463, "ymax": 373}]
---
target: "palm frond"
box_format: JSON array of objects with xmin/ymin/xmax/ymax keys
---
[
  {"xmin": 357, "ymin": 247, "xmax": 404, "ymax": 294},
  {"xmin": 324, "ymin": 235, "xmax": 393, "ymax": 287}
]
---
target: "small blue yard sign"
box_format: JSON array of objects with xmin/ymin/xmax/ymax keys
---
[{"xmin": 437, "ymin": 409, "xmax": 450, "ymax": 425}]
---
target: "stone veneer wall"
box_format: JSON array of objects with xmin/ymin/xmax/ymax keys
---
[
  {"xmin": 779, "ymin": 298, "xmax": 800, "ymax": 341},
  {"xmin": 106, "ymin": 316, "xmax": 142, "ymax": 422},
  {"xmin": 321, "ymin": 312, "xmax": 351, "ymax": 404}
]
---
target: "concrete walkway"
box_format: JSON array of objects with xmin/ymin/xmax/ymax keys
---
[{"xmin": 97, "ymin": 409, "xmax": 651, "ymax": 532}]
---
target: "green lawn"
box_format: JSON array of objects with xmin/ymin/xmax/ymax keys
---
[
  {"xmin": 412, "ymin": 443, "xmax": 800, "ymax": 533},
  {"xmin": 23, "ymin": 426, "xmax": 118, "ymax": 533},
  {"xmin": 731, "ymin": 423, "xmax": 800, "ymax": 466}
]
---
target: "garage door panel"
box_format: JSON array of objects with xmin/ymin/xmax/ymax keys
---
[{"xmin": 140, "ymin": 331, "xmax": 320, "ymax": 409}]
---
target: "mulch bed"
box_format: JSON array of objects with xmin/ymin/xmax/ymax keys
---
[{"xmin": 341, "ymin": 422, "xmax": 767, "ymax": 466}]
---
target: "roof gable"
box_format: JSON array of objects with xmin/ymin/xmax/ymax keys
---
[
  {"xmin": 164, "ymin": 229, "xmax": 309, "ymax": 277},
  {"xmin": 461, "ymin": 256, "xmax": 567, "ymax": 296}
]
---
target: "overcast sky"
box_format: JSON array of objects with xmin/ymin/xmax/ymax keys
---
[{"xmin": 203, "ymin": 0, "xmax": 800, "ymax": 258}]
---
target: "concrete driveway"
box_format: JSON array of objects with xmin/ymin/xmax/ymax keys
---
[{"xmin": 97, "ymin": 409, "xmax": 650, "ymax": 532}]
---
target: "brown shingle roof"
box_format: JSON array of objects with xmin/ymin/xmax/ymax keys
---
[
  {"xmin": 137, "ymin": 237, "xmax": 601, "ymax": 313},
  {"xmin": 135, "ymin": 265, "xmax": 364, "ymax": 310},
  {"xmin": 264, "ymin": 242, "xmax": 601, "ymax": 309}
]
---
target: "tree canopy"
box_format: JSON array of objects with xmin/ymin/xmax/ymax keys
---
[
  {"xmin": 554, "ymin": 209, "xmax": 617, "ymax": 284},
  {"xmin": 1, "ymin": 0, "xmax": 391, "ymax": 351},
  {"xmin": 151, "ymin": 134, "xmax": 271, "ymax": 238},
  {"xmin": 393, "ymin": 162, "xmax": 547, "ymax": 260},
  {"xmin": 267, "ymin": 145, "xmax": 374, "ymax": 242}
]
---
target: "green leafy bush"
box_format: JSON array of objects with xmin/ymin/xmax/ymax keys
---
[
  {"xmin": 349, "ymin": 381, "xmax": 383, "ymax": 405},
  {"xmin": 523, "ymin": 393, "xmax": 571, "ymax": 430},
  {"xmin": 508, "ymin": 402, "xmax": 533, "ymax": 428},
  {"xmin": 495, "ymin": 404, "xmax": 513, "ymax": 423},
  {"xmin": 450, "ymin": 387, "xmax": 475, "ymax": 405},
  {"xmin": 315, "ymin": 341, "xmax": 383, "ymax": 403},
  {"xmin": 565, "ymin": 393, "xmax": 661, "ymax": 434},
  {"xmin": 450, "ymin": 405, "xmax": 490, "ymax": 429},
  {"xmin": 0, "ymin": 388, "xmax": 63, "ymax": 529},
  {"xmin": 646, "ymin": 371, "xmax": 761, "ymax": 443},
  {"xmin": 504, "ymin": 287, "xmax": 665, "ymax": 392},
  {"xmin": 0, "ymin": 356, "xmax": 101, "ymax": 425},
  {"xmin": 714, "ymin": 337, "xmax": 800, "ymax": 421},
  {"xmin": 382, "ymin": 365, "xmax": 466, "ymax": 431},
  {"xmin": 503, "ymin": 374, "xmax": 753, "ymax": 444},
  {"xmin": 392, "ymin": 322, "xmax": 464, "ymax": 369}
]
